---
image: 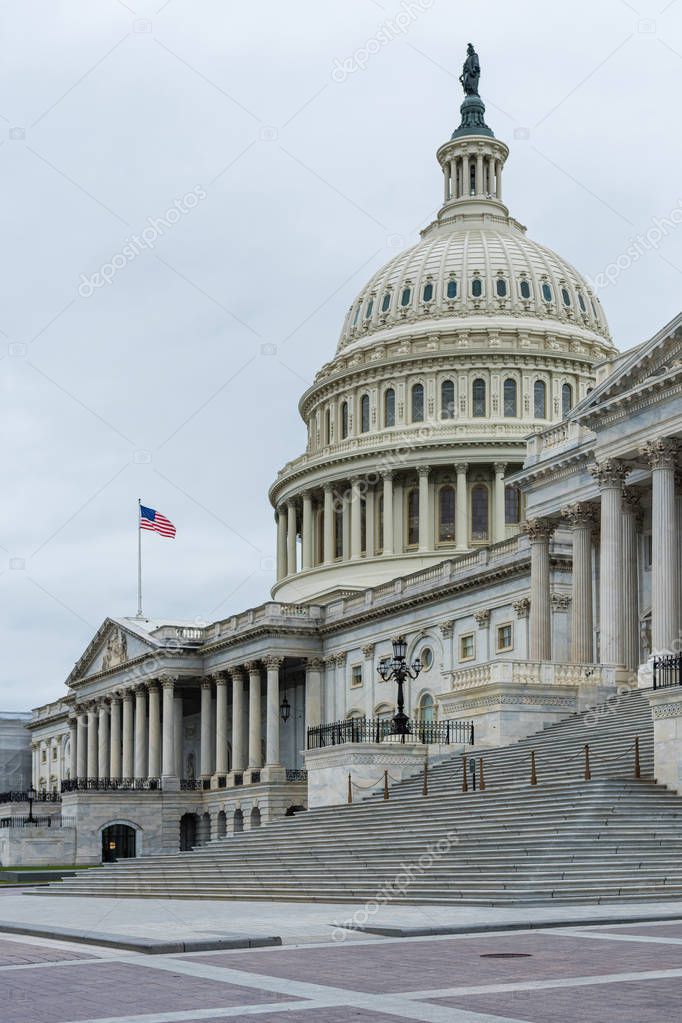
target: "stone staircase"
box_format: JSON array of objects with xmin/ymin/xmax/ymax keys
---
[{"xmin": 45, "ymin": 687, "xmax": 682, "ymax": 906}]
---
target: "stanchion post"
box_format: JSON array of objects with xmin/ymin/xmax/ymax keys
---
[
  {"xmin": 422, "ymin": 756, "xmax": 429, "ymax": 797},
  {"xmin": 462, "ymin": 754, "xmax": 468, "ymax": 793},
  {"xmin": 383, "ymin": 769, "xmax": 389, "ymax": 800},
  {"xmin": 347, "ymin": 772, "xmax": 352, "ymax": 804},
  {"xmin": 479, "ymin": 757, "xmax": 485, "ymax": 791},
  {"xmin": 530, "ymin": 750, "xmax": 537, "ymax": 786},
  {"xmin": 634, "ymin": 735, "xmax": 641, "ymax": 779},
  {"xmin": 584, "ymin": 743, "xmax": 591, "ymax": 782}
]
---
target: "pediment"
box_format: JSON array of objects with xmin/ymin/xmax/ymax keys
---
[{"xmin": 67, "ymin": 618, "xmax": 157, "ymax": 687}]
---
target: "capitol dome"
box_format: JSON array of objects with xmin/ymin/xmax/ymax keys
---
[{"xmin": 269, "ymin": 65, "xmax": 617, "ymax": 604}]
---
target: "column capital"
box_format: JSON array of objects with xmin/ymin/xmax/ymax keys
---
[
  {"xmin": 455, "ymin": 462, "xmax": 468, "ymax": 475},
  {"xmin": 474, "ymin": 609, "xmax": 490, "ymax": 628},
  {"xmin": 590, "ymin": 458, "xmax": 629, "ymax": 490},
  {"xmin": 361, "ymin": 643, "xmax": 375, "ymax": 659},
  {"xmin": 550, "ymin": 592, "xmax": 571, "ymax": 612},
  {"xmin": 160, "ymin": 675, "xmax": 176, "ymax": 691},
  {"xmin": 213, "ymin": 671, "xmax": 229, "ymax": 687},
  {"xmin": 513, "ymin": 597, "xmax": 530, "ymax": 619},
  {"xmin": 230, "ymin": 665, "xmax": 245, "ymax": 681},
  {"xmin": 493, "ymin": 462, "xmax": 507, "ymax": 476},
  {"xmin": 334, "ymin": 652, "xmax": 347, "ymax": 667},
  {"xmin": 264, "ymin": 655, "xmax": 284, "ymax": 669},
  {"xmin": 417, "ymin": 464, "xmax": 431, "ymax": 477},
  {"xmin": 307, "ymin": 657, "xmax": 325, "ymax": 671},
  {"xmin": 524, "ymin": 518, "xmax": 555, "ymax": 542},
  {"xmin": 381, "ymin": 470, "xmax": 394, "ymax": 482},
  {"xmin": 323, "ymin": 481, "xmax": 334, "ymax": 493},
  {"xmin": 640, "ymin": 437, "xmax": 679, "ymax": 471},
  {"xmin": 561, "ymin": 502, "xmax": 597, "ymax": 528},
  {"xmin": 439, "ymin": 619, "xmax": 455, "ymax": 638},
  {"xmin": 244, "ymin": 660, "xmax": 261, "ymax": 674},
  {"xmin": 201, "ymin": 677, "xmax": 213, "ymax": 691}
]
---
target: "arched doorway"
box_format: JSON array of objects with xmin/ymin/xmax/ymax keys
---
[
  {"xmin": 216, "ymin": 810, "xmax": 227, "ymax": 838},
  {"xmin": 101, "ymin": 824, "xmax": 136, "ymax": 863},
  {"xmin": 179, "ymin": 812, "xmax": 198, "ymax": 851},
  {"xmin": 233, "ymin": 808, "xmax": 244, "ymax": 833},
  {"xmin": 250, "ymin": 807, "xmax": 261, "ymax": 829}
]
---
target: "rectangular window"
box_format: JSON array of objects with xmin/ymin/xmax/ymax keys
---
[
  {"xmin": 52, "ymin": 747, "xmax": 58, "ymax": 760},
  {"xmin": 351, "ymin": 664, "xmax": 363, "ymax": 688},
  {"xmin": 497, "ymin": 623, "xmax": 513, "ymax": 652},
  {"xmin": 460, "ymin": 633, "xmax": 475, "ymax": 661},
  {"xmin": 41, "ymin": 750, "xmax": 47, "ymax": 763}
]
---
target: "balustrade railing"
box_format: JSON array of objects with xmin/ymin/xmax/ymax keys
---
[
  {"xmin": 285, "ymin": 769, "xmax": 308, "ymax": 782},
  {"xmin": 307, "ymin": 717, "xmax": 474, "ymax": 750},
  {"xmin": 61, "ymin": 777, "xmax": 160, "ymax": 793},
  {"xmin": 653, "ymin": 654, "xmax": 682, "ymax": 690},
  {"xmin": 179, "ymin": 778, "xmax": 203, "ymax": 791}
]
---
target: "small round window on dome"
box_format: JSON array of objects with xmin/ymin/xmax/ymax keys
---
[
  {"xmin": 520, "ymin": 279, "xmax": 531, "ymax": 299},
  {"xmin": 381, "ymin": 292, "xmax": 391, "ymax": 313},
  {"xmin": 472, "ymin": 278, "xmax": 483, "ymax": 298},
  {"xmin": 420, "ymin": 647, "xmax": 434, "ymax": 671},
  {"xmin": 447, "ymin": 279, "xmax": 457, "ymax": 299},
  {"xmin": 365, "ymin": 299, "xmax": 374, "ymax": 319},
  {"xmin": 561, "ymin": 288, "xmax": 571, "ymax": 307},
  {"xmin": 496, "ymin": 278, "xmax": 507, "ymax": 298},
  {"xmin": 541, "ymin": 282, "xmax": 553, "ymax": 303},
  {"xmin": 401, "ymin": 287, "xmax": 412, "ymax": 307},
  {"xmin": 423, "ymin": 282, "xmax": 434, "ymax": 302}
]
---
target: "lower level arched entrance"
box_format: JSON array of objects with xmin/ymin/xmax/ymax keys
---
[
  {"xmin": 101, "ymin": 823, "xmax": 136, "ymax": 862},
  {"xmin": 180, "ymin": 812, "xmax": 198, "ymax": 851}
]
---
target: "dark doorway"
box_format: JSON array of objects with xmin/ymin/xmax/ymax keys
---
[
  {"xmin": 101, "ymin": 824, "xmax": 136, "ymax": 862},
  {"xmin": 180, "ymin": 812, "xmax": 198, "ymax": 851}
]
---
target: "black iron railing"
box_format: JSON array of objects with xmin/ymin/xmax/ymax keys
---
[
  {"xmin": 653, "ymin": 655, "xmax": 682, "ymax": 690},
  {"xmin": 1, "ymin": 815, "xmax": 57, "ymax": 828},
  {"xmin": 61, "ymin": 777, "xmax": 160, "ymax": 793},
  {"xmin": 179, "ymin": 779, "xmax": 202, "ymax": 791},
  {"xmin": 0, "ymin": 790, "xmax": 61, "ymax": 804},
  {"xmin": 286, "ymin": 769, "xmax": 308, "ymax": 782},
  {"xmin": 307, "ymin": 717, "xmax": 474, "ymax": 750}
]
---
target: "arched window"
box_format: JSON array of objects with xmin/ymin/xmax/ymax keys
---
[
  {"xmin": 324, "ymin": 407, "xmax": 330, "ymax": 444},
  {"xmin": 520, "ymin": 279, "xmax": 531, "ymax": 299},
  {"xmin": 401, "ymin": 287, "xmax": 411, "ymax": 307},
  {"xmin": 365, "ymin": 298, "xmax": 374, "ymax": 319},
  {"xmin": 471, "ymin": 484, "xmax": 489, "ymax": 542},
  {"xmin": 541, "ymin": 282, "xmax": 553, "ymax": 303},
  {"xmin": 340, "ymin": 401, "xmax": 349, "ymax": 439},
  {"xmin": 423, "ymin": 282, "xmax": 433, "ymax": 302},
  {"xmin": 441, "ymin": 379, "xmax": 455, "ymax": 419},
  {"xmin": 384, "ymin": 388, "xmax": 395, "ymax": 427},
  {"xmin": 381, "ymin": 291, "xmax": 391, "ymax": 312},
  {"xmin": 418, "ymin": 692, "xmax": 435, "ymax": 723},
  {"xmin": 407, "ymin": 488, "xmax": 419, "ymax": 546},
  {"xmin": 503, "ymin": 378, "xmax": 517, "ymax": 417},
  {"xmin": 561, "ymin": 287, "xmax": 571, "ymax": 307},
  {"xmin": 496, "ymin": 277, "xmax": 507, "ymax": 297},
  {"xmin": 472, "ymin": 378, "xmax": 486, "ymax": 417},
  {"xmin": 438, "ymin": 486, "xmax": 456, "ymax": 543},
  {"xmin": 447, "ymin": 278, "xmax": 457, "ymax": 299},
  {"xmin": 352, "ymin": 304, "xmax": 361, "ymax": 326},
  {"xmin": 334, "ymin": 506, "xmax": 343, "ymax": 559},
  {"xmin": 411, "ymin": 383, "xmax": 424, "ymax": 423},
  {"xmin": 472, "ymin": 277, "xmax": 483, "ymax": 298},
  {"xmin": 562, "ymin": 382, "xmax": 573, "ymax": 416},
  {"xmin": 505, "ymin": 484, "xmax": 521, "ymax": 524},
  {"xmin": 360, "ymin": 393, "xmax": 370, "ymax": 433},
  {"xmin": 578, "ymin": 291, "xmax": 587, "ymax": 312},
  {"xmin": 360, "ymin": 497, "xmax": 367, "ymax": 554},
  {"xmin": 533, "ymin": 380, "xmax": 547, "ymax": 419}
]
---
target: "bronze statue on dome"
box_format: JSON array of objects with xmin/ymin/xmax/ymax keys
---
[{"xmin": 460, "ymin": 43, "xmax": 481, "ymax": 96}]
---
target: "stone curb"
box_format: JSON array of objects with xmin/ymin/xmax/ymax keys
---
[
  {"xmin": 0, "ymin": 920, "xmax": 282, "ymax": 954},
  {"xmin": 351, "ymin": 912, "xmax": 682, "ymax": 938}
]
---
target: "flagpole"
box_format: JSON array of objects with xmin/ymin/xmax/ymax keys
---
[{"xmin": 137, "ymin": 498, "xmax": 143, "ymax": 618}]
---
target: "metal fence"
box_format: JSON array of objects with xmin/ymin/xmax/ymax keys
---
[
  {"xmin": 0, "ymin": 790, "xmax": 61, "ymax": 804},
  {"xmin": 307, "ymin": 717, "xmax": 474, "ymax": 750},
  {"xmin": 0, "ymin": 815, "xmax": 75, "ymax": 828},
  {"xmin": 61, "ymin": 777, "xmax": 161, "ymax": 793},
  {"xmin": 653, "ymin": 655, "xmax": 682, "ymax": 690}
]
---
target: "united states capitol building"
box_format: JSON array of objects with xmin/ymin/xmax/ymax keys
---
[{"xmin": 21, "ymin": 54, "xmax": 682, "ymax": 866}]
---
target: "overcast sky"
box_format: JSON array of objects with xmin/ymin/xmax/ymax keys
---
[{"xmin": 1, "ymin": 0, "xmax": 681, "ymax": 711}]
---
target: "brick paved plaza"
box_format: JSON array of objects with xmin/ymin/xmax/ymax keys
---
[{"xmin": 2, "ymin": 918, "xmax": 682, "ymax": 1023}]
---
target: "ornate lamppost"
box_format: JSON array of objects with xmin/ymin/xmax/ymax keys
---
[
  {"xmin": 27, "ymin": 786, "xmax": 36, "ymax": 824},
  {"xmin": 378, "ymin": 636, "xmax": 422, "ymax": 741}
]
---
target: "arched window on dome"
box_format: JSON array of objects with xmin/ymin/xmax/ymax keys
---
[
  {"xmin": 472, "ymin": 277, "xmax": 483, "ymax": 298},
  {"xmin": 340, "ymin": 401, "xmax": 349, "ymax": 439},
  {"xmin": 578, "ymin": 291, "xmax": 587, "ymax": 313},
  {"xmin": 520, "ymin": 279, "xmax": 532, "ymax": 299},
  {"xmin": 541, "ymin": 282, "xmax": 553, "ymax": 303},
  {"xmin": 360, "ymin": 394, "xmax": 370, "ymax": 433},
  {"xmin": 534, "ymin": 380, "xmax": 547, "ymax": 419},
  {"xmin": 471, "ymin": 484, "xmax": 489, "ymax": 542},
  {"xmin": 447, "ymin": 278, "xmax": 458, "ymax": 299},
  {"xmin": 324, "ymin": 407, "xmax": 331, "ymax": 445},
  {"xmin": 441, "ymin": 379, "xmax": 455, "ymax": 419},
  {"xmin": 505, "ymin": 484, "xmax": 521, "ymax": 524},
  {"xmin": 438, "ymin": 486, "xmax": 456, "ymax": 543},
  {"xmin": 411, "ymin": 383, "xmax": 424, "ymax": 423},
  {"xmin": 562, "ymin": 382, "xmax": 573, "ymax": 417},
  {"xmin": 422, "ymin": 282, "xmax": 434, "ymax": 303},
  {"xmin": 381, "ymin": 291, "xmax": 391, "ymax": 313},
  {"xmin": 496, "ymin": 277, "xmax": 507, "ymax": 298},
  {"xmin": 472, "ymin": 378, "xmax": 486, "ymax": 418},
  {"xmin": 334, "ymin": 505, "xmax": 343, "ymax": 559},
  {"xmin": 401, "ymin": 287, "xmax": 412, "ymax": 307},
  {"xmin": 561, "ymin": 287, "xmax": 571, "ymax": 307},
  {"xmin": 352, "ymin": 303, "xmax": 362, "ymax": 326},
  {"xmin": 365, "ymin": 298, "xmax": 374, "ymax": 319},
  {"xmin": 503, "ymin": 378, "xmax": 517, "ymax": 418},
  {"xmin": 384, "ymin": 388, "xmax": 395, "ymax": 428},
  {"xmin": 407, "ymin": 488, "xmax": 420, "ymax": 546}
]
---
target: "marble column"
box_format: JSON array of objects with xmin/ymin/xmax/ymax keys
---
[
  {"xmin": 349, "ymin": 478, "xmax": 363, "ymax": 560},
  {"xmin": 418, "ymin": 466, "xmax": 431, "ymax": 552},
  {"xmin": 122, "ymin": 690, "xmax": 134, "ymax": 778},
  {"xmin": 276, "ymin": 507, "xmax": 287, "ymax": 582},
  {"xmin": 86, "ymin": 704, "xmax": 98, "ymax": 779},
  {"xmin": 215, "ymin": 673, "xmax": 229, "ymax": 776},
  {"xmin": 323, "ymin": 484, "xmax": 334, "ymax": 564},
  {"xmin": 109, "ymin": 694, "xmax": 122, "ymax": 780},
  {"xmin": 200, "ymin": 678, "xmax": 213, "ymax": 778},
  {"xmin": 286, "ymin": 500, "xmax": 297, "ymax": 575},
  {"xmin": 174, "ymin": 696, "xmax": 183, "ymax": 778},
  {"xmin": 301, "ymin": 491, "xmax": 313, "ymax": 570},
  {"xmin": 97, "ymin": 701, "xmax": 109, "ymax": 779},
  {"xmin": 642, "ymin": 439, "xmax": 679, "ymax": 653},
  {"xmin": 476, "ymin": 152, "xmax": 484, "ymax": 194},
  {"xmin": 247, "ymin": 662, "xmax": 262, "ymax": 770},
  {"xmin": 147, "ymin": 682, "xmax": 161, "ymax": 779},
  {"xmin": 231, "ymin": 668, "xmax": 246, "ymax": 772},
  {"xmin": 161, "ymin": 677, "xmax": 176, "ymax": 780},
  {"xmin": 382, "ymin": 472, "xmax": 394, "ymax": 555},
  {"xmin": 265, "ymin": 656, "xmax": 283, "ymax": 767},
  {"xmin": 76, "ymin": 712, "xmax": 87, "ymax": 779},
  {"xmin": 562, "ymin": 503, "xmax": 596, "ymax": 664},
  {"xmin": 68, "ymin": 717, "xmax": 78, "ymax": 779},
  {"xmin": 493, "ymin": 463, "xmax": 507, "ymax": 544},
  {"xmin": 527, "ymin": 519, "xmax": 554, "ymax": 661},
  {"xmin": 513, "ymin": 599, "xmax": 531, "ymax": 658},
  {"xmin": 622, "ymin": 488, "xmax": 642, "ymax": 672},
  {"xmin": 134, "ymin": 686, "xmax": 147, "ymax": 778},
  {"xmin": 366, "ymin": 485, "xmax": 376, "ymax": 558},
  {"xmin": 456, "ymin": 462, "xmax": 468, "ymax": 550},
  {"xmin": 305, "ymin": 657, "xmax": 324, "ymax": 732},
  {"xmin": 591, "ymin": 459, "xmax": 629, "ymax": 665}
]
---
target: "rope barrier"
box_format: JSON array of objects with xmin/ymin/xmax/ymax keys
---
[
  {"xmin": 584, "ymin": 744, "xmax": 591, "ymax": 782},
  {"xmin": 479, "ymin": 757, "xmax": 485, "ymax": 791},
  {"xmin": 422, "ymin": 757, "xmax": 429, "ymax": 798},
  {"xmin": 461, "ymin": 754, "xmax": 468, "ymax": 793},
  {"xmin": 530, "ymin": 750, "xmax": 538, "ymax": 786}
]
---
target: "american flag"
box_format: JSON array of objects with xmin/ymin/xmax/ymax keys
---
[{"xmin": 140, "ymin": 505, "xmax": 176, "ymax": 538}]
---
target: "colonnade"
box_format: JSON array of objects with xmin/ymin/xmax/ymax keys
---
[
  {"xmin": 443, "ymin": 149, "xmax": 503, "ymax": 203},
  {"xmin": 276, "ymin": 463, "xmax": 514, "ymax": 580}
]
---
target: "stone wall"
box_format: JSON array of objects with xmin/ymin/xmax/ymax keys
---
[{"xmin": 0, "ymin": 826, "xmax": 76, "ymax": 867}]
